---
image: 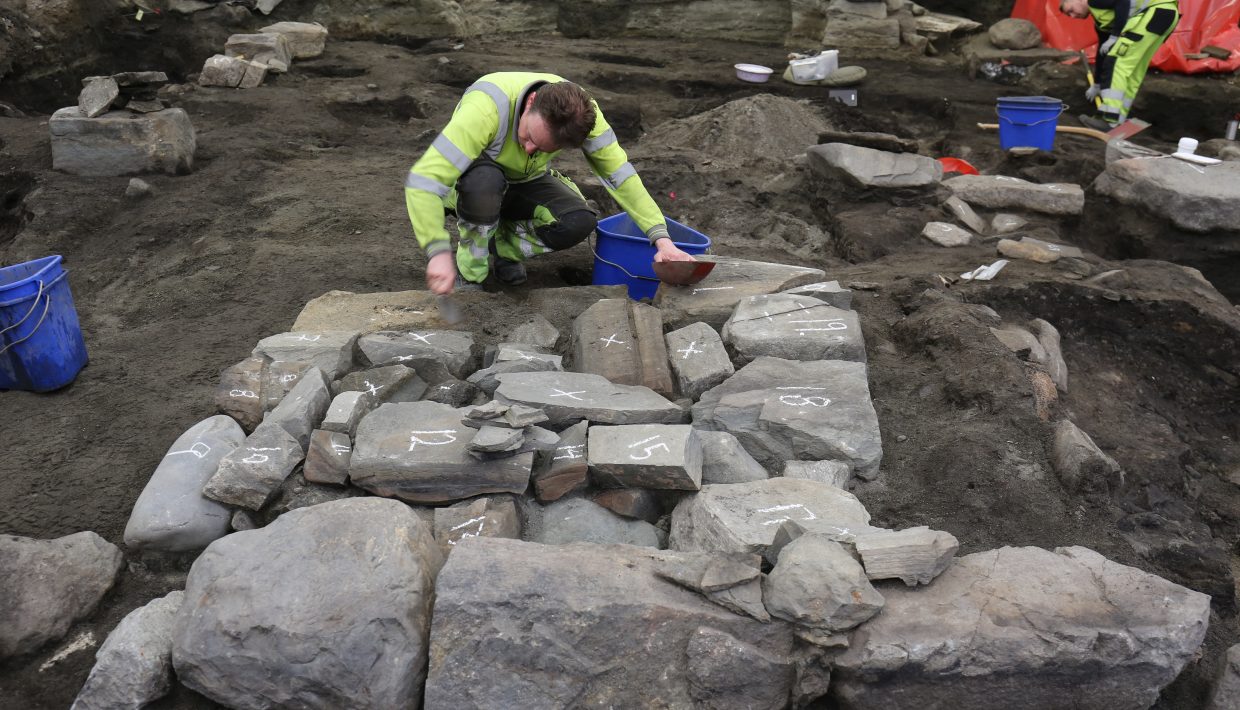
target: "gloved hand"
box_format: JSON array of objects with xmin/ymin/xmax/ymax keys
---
[
  {"xmin": 1085, "ymin": 83, "xmax": 1102, "ymax": 101},
  {"xmin": 1099, "ymin": 35, "xmax": 1118, "ymax": 55}
]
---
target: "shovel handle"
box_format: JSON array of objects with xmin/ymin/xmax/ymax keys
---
[{"xmin": 977, "ymin": 123, "xmax": 1110, "ymax": 143}]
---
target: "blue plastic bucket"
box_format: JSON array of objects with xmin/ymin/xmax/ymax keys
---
[
  {"xmin": 996, "ymin": 96, "xmax": 1066, "ymax": 151},
  {"xmin": 592, "ymin": 214, "xmax": 712, "ymax": 300},
  {"xmin": 0, "ymin": 255, "xmax": 89, "ymax": 392}
]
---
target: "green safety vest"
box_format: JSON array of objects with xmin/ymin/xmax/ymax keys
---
[
  {"xmin": 404, "ymin": 71, "xmax": 670, "ymax": 258},
  {"xmin": 1089, "ymin": 0, "xmax": 1175, "ymax": 33}
]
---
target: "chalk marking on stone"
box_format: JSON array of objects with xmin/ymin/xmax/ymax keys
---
[
  {"xmin": 331, "ymin": 442, "xmax": 351, "ymax": 454},
  {"xmin": 553, "ymin": 444, "xmax": 585, "ymax": 460},
  {"xmin": 757, "ymin": 503, "xmax": 818, "ymax": 525},
  {"xmin": 38, "ymin": 631, "xmax": 96, "ymax": 672},
  {"xmin": 168, "ymin": 441, "xmax": 212, "ymax": 459},
  {"xmin": 692, "ymin": 286, "xmax": 735, "ymax": 294},
  {"xmin": 363, "ymin": 380, "xmax": 383, "ymax": 396},
  {"xmin": 600, "ymin": 334, "xmax": 626, "ymax": 347},
  {"xmin": 449, "ymin": 515, "xmax": 487, "ymax": 533},
  {"xmin": 229, "ymin": 389, "xmax": 259, "ymax": 398},
  {"xmin": 408, "ymin": 430, "xmax": 458, "ymax": 450},
  {"xmin": 394, "ymin": 355, "xmax": 416, "ymax": 362},
  {"xmin": 676, "ymin": 341, "xmax": 703, "ymax": 359},
  {"xmin": 242, "ymin": 453, "xmax": 270, "ymax": 464},
  {"xmin": 778, "ymin": 394, "xmax": 831, "ymax": 407},
  {"xmin": 628, "ymin": 435, "xmax": 662, "ymax": 448},
  {"xmin": 438, "ymin": 384, "xmax": 452, "ymax": 390},
  {"xmin": 280, "ymin": 373, "xmax": 299, "ymax": 383},
  {"xmin": 408, "ymin": 332, "xmax": 433, "ymax": 344},
  {"xmin": 549, "ymin": 389, "xmax": 586, "ymax": 401},
  {"xmin": 776, "ymin": 386, "xmax": 828, "ymax": 391},
  {"xmin": 629, "ymin": 435, "xmax": 669, "ymax": 460},
  {"xmin": 294, "ymin": 334, "xmax": 321, "ymax": 342}
]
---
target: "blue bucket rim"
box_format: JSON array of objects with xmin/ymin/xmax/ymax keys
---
[
  {"xmin": 1, "ymin": 255, "xmax": 63, "ymax": 290},
  {"xmin": 997, "ymin": 96, "xmax": 1063, "ymax": 105},
  {"xmin": 0, "ymin": 257, "xmax": 67, "ymax": 308},
  {"xmin": 595, "ymin": 214, "xmax": 712, "ymax": 249}
]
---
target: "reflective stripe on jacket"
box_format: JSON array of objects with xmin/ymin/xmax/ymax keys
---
[{"xmin": 404, "ymin": 71, "xmax": 669, "ymax": 258}]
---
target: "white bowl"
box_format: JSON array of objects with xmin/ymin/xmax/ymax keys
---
[{"xmin": 734, "ymin": 63, "xmax": 773, "ymax": 83}]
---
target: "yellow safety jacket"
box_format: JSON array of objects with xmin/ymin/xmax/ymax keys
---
[{"xmin": 404, "ymin": 72, "xmax": 670, "ymax": 258}]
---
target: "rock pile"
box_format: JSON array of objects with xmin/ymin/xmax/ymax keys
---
[
  {"xmin": 789, "ymin": 0, "xmax": 982, "ymax": 55},
  {"xmin": 199, "ymin": 22, "xmax": 328, "ymax": 89}
]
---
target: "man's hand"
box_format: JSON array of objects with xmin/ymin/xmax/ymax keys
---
[
  {"xmin": 653, "ymin": 237, "xmax": 696, "ymax": 263},
  {"xmin": 426, "ymin": 252, "xmax": 457, "ymax": 294}
]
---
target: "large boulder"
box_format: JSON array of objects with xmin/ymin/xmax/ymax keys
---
[
  {"xmin": 832, "ymin": 546, "xmax": 1211, "ymax": 709},
  {"xmin": 171, "ymin": 498, "xmax": 443, "ymax": 709},
  {"xmin": 425, "ymin": 538, "xmax": 825, "ymax": 707},
  {"xmin": 1094, "ymin": 158, "xmax": 1240, "ymax": 233},
  {"xmin": 71, "ymin": 591, "xmax": 184, "ymax": 710},
  {"xmin": 944, "ymin": 175, "xmax": 1084, "ymax": 216},
  {"xmin": 807, "ymin": 143, "xmax": 942, "ymax": 189},
  {"xmin": 0, "ymin": 532, "xmax": 123, "ymax": 659},
  {"xmin": 988, "ymin": 18, "xmax": 1042, "ymax": 49},
  {"xmin": 49, "ymin": 107, "xmax": 196, "ymax": 176}
]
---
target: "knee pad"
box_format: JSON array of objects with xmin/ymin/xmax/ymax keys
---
[
  {"xmin": 455, "ymin": 163, "xmax": 506, "ymax": 225},
  {"xmin": 539, "ymin": 209, "xmax": 598, "ymax": 251}
]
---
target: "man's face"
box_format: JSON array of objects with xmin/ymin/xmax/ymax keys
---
[
  {"xmin": 517, "ymin": 94, "xmax": 560, "ymax": 155},
  {"xmin": 1060, "ymin": 0, "xmax": 1089, "ymax": 19}
]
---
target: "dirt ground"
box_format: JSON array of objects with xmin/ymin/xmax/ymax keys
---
[{"xmin": 2, "ymin": 29, "xmax": 1239, "ymax": 709}]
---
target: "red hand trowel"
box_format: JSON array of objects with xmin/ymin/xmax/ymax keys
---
[{"xmin": 652, "ymin": 259, "xmax": 716, "ymax": 287}]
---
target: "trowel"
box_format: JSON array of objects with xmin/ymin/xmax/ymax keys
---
[{"xmin": 652, "ymin": 259, "xmax": 716, "ymax": 287}]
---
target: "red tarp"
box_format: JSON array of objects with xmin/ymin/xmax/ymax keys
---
[{"xmin": 1012, "ymin": 0, "xmax": 1240, "ymax": 73}]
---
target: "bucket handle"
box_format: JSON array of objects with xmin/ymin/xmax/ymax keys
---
[
  {"xmin": 588, "ymin": 233, "xmax": 661, "ymax": 283},
  {"xmin": 0, "ymin": 279, "xmax": 53, "ymax": 356},
  {"xmin": 996, "ymin": 103, "xmax": 1068, "ymax": 127}
]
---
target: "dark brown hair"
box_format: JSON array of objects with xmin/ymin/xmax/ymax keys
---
[{"xmin": 530, "ymin": 82, "xmax": 597, "ymax": 148}]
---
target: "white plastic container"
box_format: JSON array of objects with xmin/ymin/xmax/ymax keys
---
[
  {"xmin": 734, "ymin": 64, "xmax": 773, "ymax": 83},
  {"xmin": 818, "ymin": 49, "xmax": 839, "ymax": 77},
  {"xmin": 789, "ymin": 56, "xmax": 823, "ymax": 82}
]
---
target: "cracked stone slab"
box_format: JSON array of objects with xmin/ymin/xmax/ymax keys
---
[
  {"xmin": 251, "ymin": 331, "xmax": 358, "ymax": 379},
  {"xmin": 654, "ymin": 256, "xmax": 826, "ymax": 330},
  {"xmin": 723, "ymin": 294, "xmax": 866, "ymax": 365},
  {"xmin": 493, "ymin": 371, "xmax": 684, "ymax": 429},
  {"xmin": 779, "ymin": 281, "xmax": 852, "ymax": 310},
  {"xmin": 492, "ymin": 343, "xmax": 562, "ymax": 368},
  {"xmin": 467, "ymin": 357, "xmax": 562, "ymax": 396},
  {"xmin": 333, "ymin": 364, "xmax": 427, "ymax": 403},
  {"xmin": 571, "ymin": 298, "xmax": 674, "ymax": 398},
  {"xmin": 223, "ymin": 33, "xmax": 292, "ymax": 72},
  {"xmin": 587, "ymin": 424, "xmax": 703, "ymax": 491},
  {"xmin": 665, "ymin": 321, "xmax": 734, "ymax": 401},
  {"xmin": 202, "ymin": 423, "xmax": 305, "ymax": 510},
  {"xmin": 944, "ymin": 175, "xmax": 1085, "ymax": 216},
  {"xmin": 807, "ymin": 143, "xmax": 943, "ymax": 188},
  {"xmin": 358, "ymin": 330, "xmax": 476, "ymax": 378}
]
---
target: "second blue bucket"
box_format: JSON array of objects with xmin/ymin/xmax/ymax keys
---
[
  {"xmin": 0, "ymin": 255, "xmax": 89, "ymax": 392},
  {"xmin": 592, "ymin": 214, "xmax": 712, "ymax": 300},
  {"xmin": 996, "ymin": 96, "xmax": 1066, "ymax": 151}
]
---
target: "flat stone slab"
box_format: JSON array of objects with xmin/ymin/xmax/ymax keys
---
[
  {"xmin": 258, "ymin": 21, "xmax": 328, "ymax": 58},
  {"xmin": 334, "ymin": 364, "xmax": 427, "ymax": 403},
  {"xmin": 467, "ymin": 357, "xmax": 561, "ymax": 396},
  {"xmin": 944, "ymin": 195, "xmax": 989, "ymax": 234},
  {"xmin": 534, "ymin": 498, "xmax": 662, "ymax": 547},
  {"xmin": 303, "ymin": 429, "xmax": 352, "ymax": 485},
  {"xmin": 832, "ymin": 546, "xmax": 1211, "ymax": 710},
  {"xmin": 79, "ymin": 76, "xmax": 119, "ymax": 118},
  {"xmin": 215, "ymin": 357, "xmax": 265, "ymax": 431},
  {"xmin": 123, "ymin": 415, "xmax": 244, "ymax": 552},
  {"xmin": 779, "ymin": 281, "xmax": 852, "ymax": 310},
  {"xmin": 531, "ymin": 420, "xmax": 589, "ymax": 502},
  {"xmin": 921, "ymin": 221, "xmax": 973, "ymax": 247},
  {"xmin": 665, "ymin": 321, "xmax": 734, "ymax": 401},
  {"xmin": 50, "ymin": 107, "xmax": 196, "ymax": 176},
  {"xmin": 320, "ymin": 391, "xmax": 374, "ymax": 437},
  {"xmin": 432, "ymin": 495, "xmax": 521, "ymax": 556},
  {"xmin": 468, "ymin": 425, "xmax": 525, "ymax": 454},
  {"xmin": 350, "ymin": 402, "xmax": 532, "ymax": 503},
  {"xmin": 807, "ymin": 143, "xmax": 942, "ymax": 189},
  {"xmin": 588, "ymin": 424, "xmax": 703, "ymax": 491},
  {"xmin": 358, "ymin": 330, "xmax": 475, "ymax": 378},
  {"xmin": 492, "ymin": 343, "xmax": 562, "ymax": 368},
  {"xmin": 944, "ymin": 175, "xmax": 1084, "ymax": 216},
  {"xmin": 669, "ymin": 478, "xmax": 877, "ymax": 558},
  {"xmin": 693, "ymin": 357, "xmax": 882, "ymax": 477},
  {"xmin": 654, "ymin": 256, "xmax": 826, "ymax": 330},
  {"xmin": 1095, "ymin": 158, "xmax": 1240, "ymax": 233},
  {"xmin": 853, "ymin": 526, "xmax": 959, "ymax": 585},
  {"xmin": 700, "ymin": 430, "xmax": 769, "ymax": 484},
  {"xmin": 493, "ymin": 371, "xmax": 684, "ymax": 429},
  {"xmin": 723, "ymin": 294, "xmax": 866, "ymax": 365},
  {"xmin": 571, "ymin": 298, "xmax": 674, "ymax": 398},
  {"xmin": 251, "ymin": 331, "xmax": 358, "ymax": 379},
  {"xmin": 202, "ymin": 423, "xmax": 305, "ymax": 510},
  {"xmin": 223, "ymin": 33, "xmax": 292, "ymax": 72},
  {"xmin": 507, "ymin": 314, "xmax": 560, "ymax": 348}
]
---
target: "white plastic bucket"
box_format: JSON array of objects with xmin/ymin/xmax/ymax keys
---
[{"xmin": 789, "ymin": 56, "xmax": 823, "ymax": 82}]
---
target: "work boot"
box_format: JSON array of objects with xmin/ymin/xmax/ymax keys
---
[
  {"xmin": 453, "ymin": 272, "xmax": 484, "ymax": 292},
  {"xmin": 494, "ymin": 257, "xmax": 527, "ymax": 286},
  {"xmin": 1078, "ymin": 113, "xmax": 1116, "ymax": 132}
]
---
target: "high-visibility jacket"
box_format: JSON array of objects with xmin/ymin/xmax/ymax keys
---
[
  {"xmin": 404, "ymin": 72, "xmax": 670, "ymax": 259},
  {"xmin": 1088, "ymin": 0, "xmax": 1177, "ymax": 38}
]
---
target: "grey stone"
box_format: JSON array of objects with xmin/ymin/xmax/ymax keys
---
[
  {"xmin": 171, "ymin": 498, "xmax": 443, "ymax": 710},
  {"xmin": 1029, "ymin": 318, "xmax": 1068, "ymax": 392},
  {"xmin": 123, "ymin": 415, "xmax": 244, "ymax": 552},
  {"xmin": 258, "ymin": 21, "xmax": 328, "ymax": 59},
  {"xmin": 823, "ymin": 13, "xmax": 901, "ymax": 49},
  {"xmin": 110, "ymin": 71, "xmax": 168, "ymax": 88},
  {"xmin": 126, "ymin": 100, "xmax": 166, "ymax": 114},
  {"xmin": 0, "ymin": 532, "xmax": 123, "ymax": 659},
  {"xmin": 588, "ymin": 424, "xmax": 703, "ymax": 491},
  {"xmin": 230, "ymin": 509, "xmax": 257, "ymax": 532},
  {"xmin": 421, "ymin": 378, "xmax": 480, "ymax": 407},
  {"xmin": 693, "ymin": 357, "xmax": 882, "ymax": 477},
  {"xmin": 71, "ymin": 591, "xmax": 184, "ymax": 710},
  {"xmin": 670, "ymin": 478, "xmax": 877, "ymax": 558},
  {"xmin": 655, "ymin": 256, "xmax": 826, "ymax": 330},
  {"xmin": 303, "ymin": 429, "xmax": 351, "ymax": 485},
  {"xmin": 853, "ymin": 526, "xmax": 959, "ymax": 585},
  {"xmin": 350, "ymin": 401, "xmax": 532, "ymax": 503},
  {"xmin": 700, "ymin": 431, "xmax": 769, "ymax": 484},
  {"xmin": 261, "ymin": 360, "xmax": 311, "ymax": 412},
  {"xmin": 921, "ymin": 221, "xmax": 973, "ymax": 247},
  {"xmin": 763, "ymin": 535, "xmax": 884, "ymax": 631},
  {"xmin": 223, "ymin": 33, "xmax": 292, "ymax": 73},
  {"xmin": 830, "ymin": 0, "xmax": 890, "ymax": 19},
  {"xmin": 468, "ymin": 425, "xmax": 525, "ymax": 454},
  {"xmin": 532, "ymin": 420, "xmax": 590, "ymax": 502},
  {"xmin": 358, "ymin": 329, "xmax": 476, "ymax": 378},
  {"xmin": 49, "ymin": 106, "xmax": 195, "ymax": 176},
  {"xmin": 990, "ymin": 213, "xmax": 1027, "ymax": 234},
  {"xmin": 1207, "ymin": 644, "xmax": 1240, "ymax": 710},
  {"xmin": 433, "ymin": 496, "xmax": 522, "ymax": 556},
  {"xmin": 592, "ymin": 488, "xmax": 664, "ymax": 523},
  {"xmin": 997, "ymin": 237, "xmax": 1060, "ymax": 263},
  {"xmin": 493, "ymin": 343, "xmax": 562, "ymax": 367},
  {"xmin": 832, "ymin": 546, "xmax": 1211, "ymax": 710},
  {"xmin": 1106, "ymin": 137, "xmax": 1164, "ymax": 164},
  {"xmin": 463, "ymin": 401, "xmax": 549, "ymax": 429},
  {"xmin": 507, "ymin": 313, "xmax": 560, "ymax": 348},
  {"xmin": 202, "ymin": 423, "xmax": 304, "ymax": 510},
  {"xmin": 990, "ymin": 324, "xmax": 1047, "ymax": 360},
  {"xmin": 723, "ymin": 294, "xmax": 866, "ymax": 365},
  {"xmin": 263, "ymin": 472, "xmax": 363, "ymax": 522},
  {"xmin": 321, "ymin": 391, "xmax": 374, "ymax": 437},
  {"xmin": 783, "ymin": 460, "xmax": 852, "ymax": 488},
  {"xmin": 1095, "ymin": 158, "xmax": 1240, "ymax": 233},
  {"xmin": 945, "ymin": 175, "xmax": 1084, "ymax": 216},
  {"xmin": 944, "ymin": 195, "xmax": 988, "ymax": 234},
  {"xmin": 648, "ymin": 552, "xmax": 768, "ymax": 621},
  {"xmin": 198, "ymin": 54, "xmax": 268, "ymax": 89},
  {"xmin": 425, "ymin": 539, "xmax": 819, "ymax": 707},
  {"xmin": 989, "ymin": 17, "xmax": 1042, "ymax": 49},
  {"xmin": 665, "ymin": 321, "xmax": 734, "ymax": 401},
  {"xmin": 334, "ymin": 364, "xmax": 427, "ymax": 403},
  {"xmin": 535, "ymin": 497, "xmax": 662, "ymax": 547},
  {"xmin": 1052, "ymin": 420, "xmax": 1123, "ymax": 496},
  {"xmin": 256, "ymin": 0, "xmax": 284, "ymax": 14},
  {"xmin": 78, "ymin": 76, "xmax": 119, "ymax": 118},
  {"xmin": 808, "ymin": 143, "xmax": 942, "ymax": 188},
  {"xmin": 780, "ymin": 281, "xmax": 853, "ymax": 310},
  {"xmin": 252, "ymin": 331, "xmax": 358, "ymax": 380},
  {"xmin": 572, "ymin": 298, "xmax": 674, "ymax": 398},
  {"xmin": 124, "ymin": 177, "xmax": 152, "ymax": 199},
  {"xmin": 493, "ymin": 371, "xmax": 683, "ymax": 429},
  {"xmin": 467, "ymin": 357, "xmax": 561, "ymax": 396},
  {"xmin": 817, "ymin": 129, "xmax": 919, "ymax": 154},
  {"xmin": 264, "ymin": 367, "xmax": 331, "ymax": 448}
]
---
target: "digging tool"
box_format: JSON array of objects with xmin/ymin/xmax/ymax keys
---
[
  {"xmin": 1080, "ymin": 51, "xmax": 1103, "ymax": 111},
  {"xmin": 437, "ymin": 293, "xmax": 464, "ymax": 325},
  {"xmin": 652, "ymin": 260, "xmax": 716, "ymax": 287},
  {"xmin": 977, "ymin": 119, "xmax": 1149, "ymax": 143}
]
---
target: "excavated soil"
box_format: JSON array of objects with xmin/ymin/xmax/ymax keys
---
[{"xmin": 1, "ymin": 30, "xmax": 1239, "ymax": 709}]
